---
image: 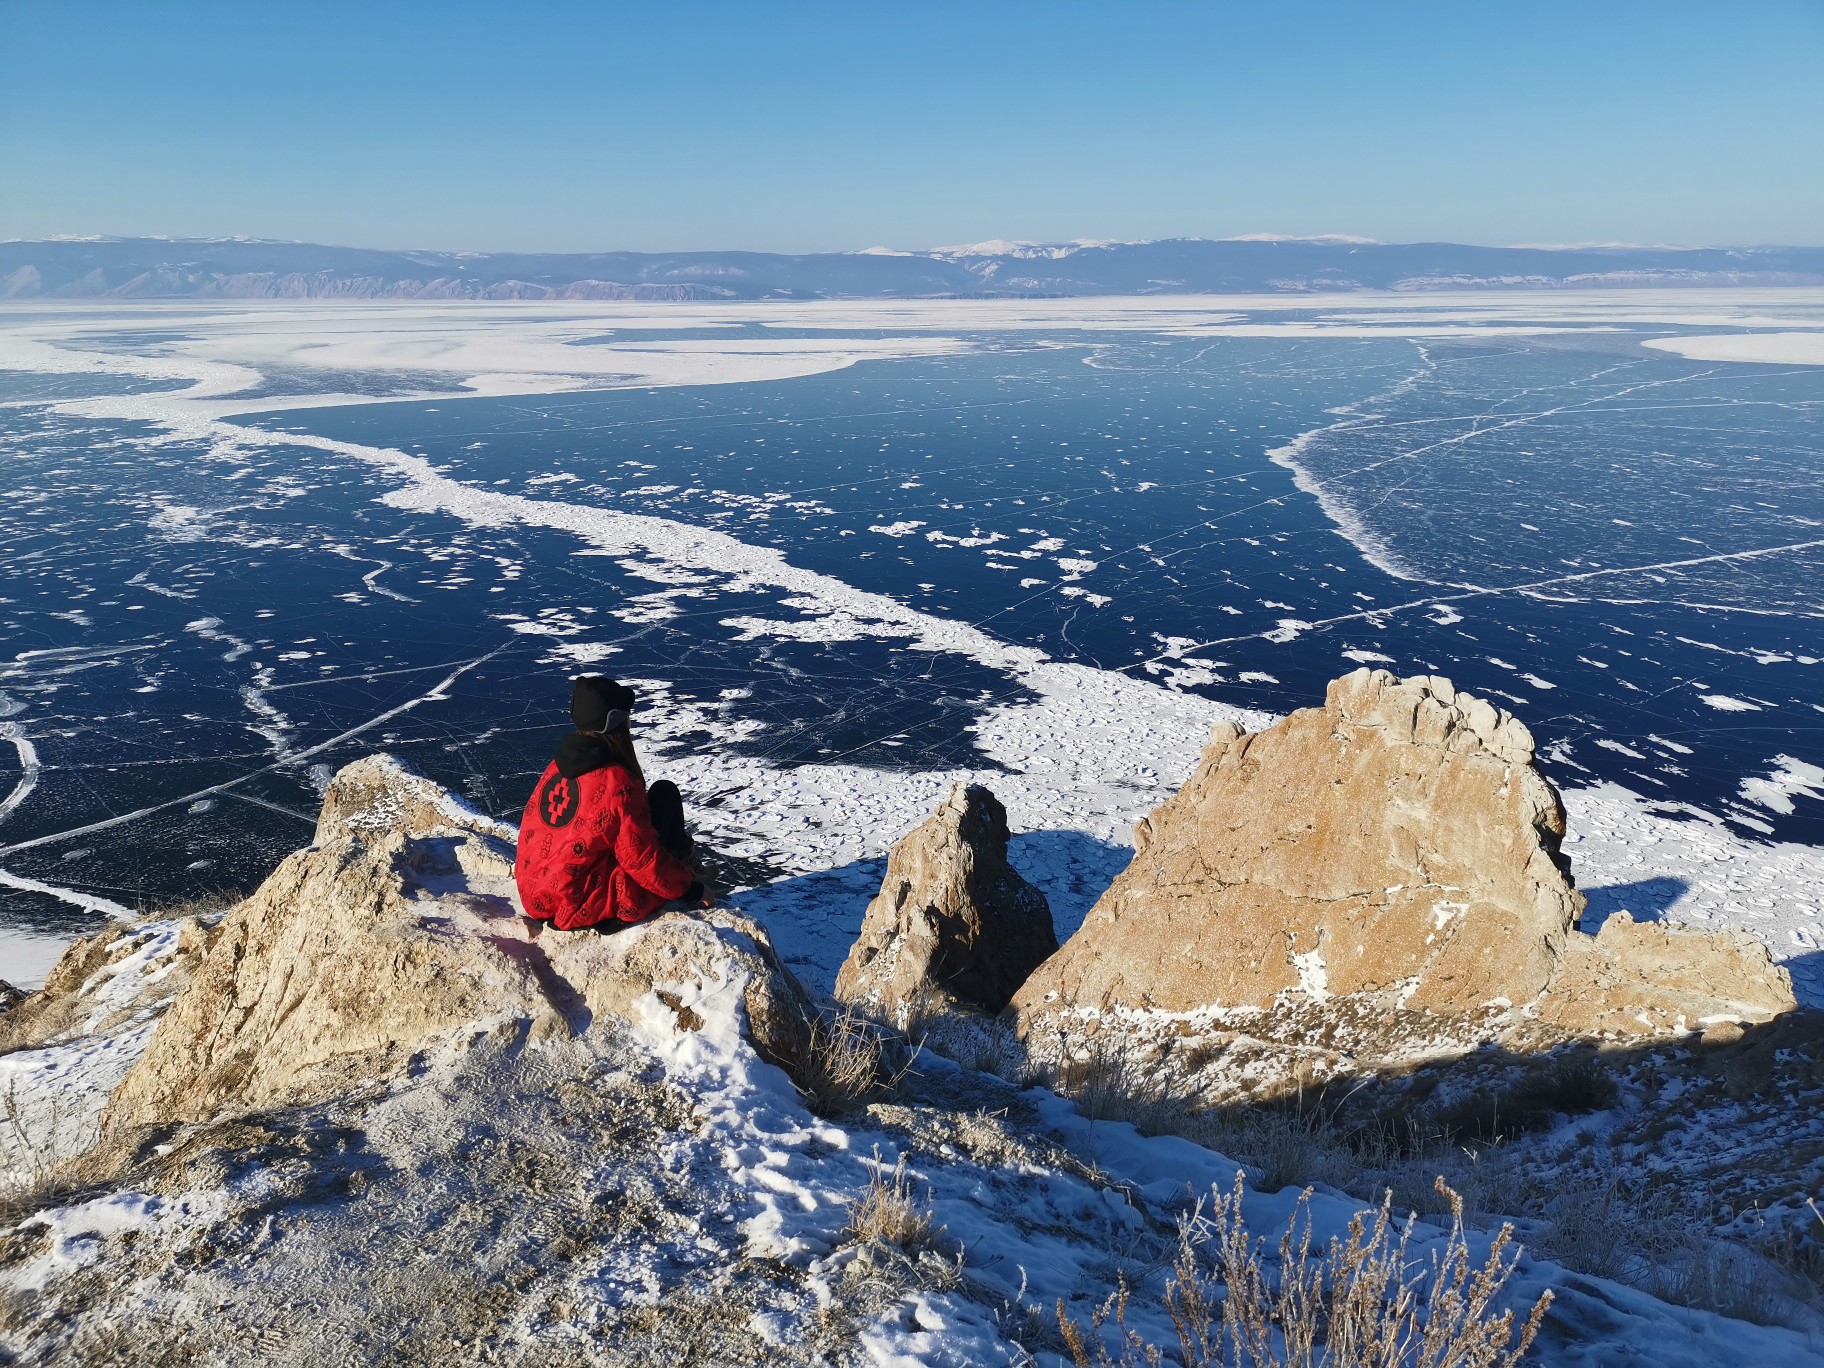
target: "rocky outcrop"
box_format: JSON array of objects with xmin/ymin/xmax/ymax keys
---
[
  {"xmin": 106, "ymin": 756, "xmax": 810, "ymax": 1130},
  {"xmin": 1539, "ymin": 911, "xmax": 1797, "ymax": 1038},
  {"xmin": 1014, "ymin": 670, "xmax": 1584, "ymax": 1019},
  {"xmin": 1, "ymin": 928, "xmax": 130, "ymax": 1049},
  {"xmin": 311, "ymin": 752, "xmax": 516, "ymax": 845},
  {"xmin": 1011, "ymin": 670, "xmax": 1794, "ymax": 1086},
  {"xmin": 835, "ymin": 783, "xmax": 1056, "ymax": 1019}
]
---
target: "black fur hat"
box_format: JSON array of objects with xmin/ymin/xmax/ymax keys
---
[{"xmin": 571, "ymin": 676, "xmax": 636, "ymax": 732}]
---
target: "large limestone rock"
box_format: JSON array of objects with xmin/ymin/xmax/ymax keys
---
[
  {"xmin": 1015, "ymin": 670, "xmax": 1582, "ymax": 1019},
  {"xmin": 107, "ymin": 756, "xmax": 809, "ymax": 1130},
  {"xmin": 836, "ymin": 783, "xmax": 1056, "ymax": 1018},
  {"xmin": 1011, "ymin": 670, "xmax": 1793, "ymax": 1068}
]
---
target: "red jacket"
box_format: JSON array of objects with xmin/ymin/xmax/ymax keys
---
[{"xmin": 515, "ymin": 735, "xmax": 697, "ymax": 931}]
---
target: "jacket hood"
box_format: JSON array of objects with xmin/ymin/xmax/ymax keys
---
[{"xmin": 553, "ymin": 732, "xmax": 625, "ymax": 780}]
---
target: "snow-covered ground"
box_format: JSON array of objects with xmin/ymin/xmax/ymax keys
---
[{"xmin": 4, "ymin": 896, "xmax": 1821, "ymax": 1365}]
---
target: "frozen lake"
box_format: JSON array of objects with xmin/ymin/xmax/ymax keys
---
[{"xmin": 1, "ymin": 293, "xmax": 1821, "ymax": 989}]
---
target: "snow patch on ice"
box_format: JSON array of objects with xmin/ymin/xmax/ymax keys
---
[
  {"xmin": 1701, "ymin": 694, "xmax": 1762, "ymax": 712},
  {"xmin": 1740, "ymin": 755, "xmax": 1824, "ymax": 816},
  {"xmin": 1643, "ymin": 332, "xmax": 1824, "ymax": 366}
]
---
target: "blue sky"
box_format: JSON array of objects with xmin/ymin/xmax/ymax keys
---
[{"xmin": 3, "ymin": 1, "xmax": 1820, "ymax": 252}]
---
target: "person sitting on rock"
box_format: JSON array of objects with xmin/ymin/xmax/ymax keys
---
[{"xmin": 515, "ymin": 675, "xmax": 709, "ymax": 932}]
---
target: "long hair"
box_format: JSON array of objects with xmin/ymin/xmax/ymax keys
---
[{"xmin": 585, "ymin": 723, "xmax": 644, "ymax": 784}]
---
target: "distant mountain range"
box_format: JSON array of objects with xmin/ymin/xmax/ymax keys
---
[{"xmin": 5, "ymin": 235, "xmax": 1823, "ymax": 301}]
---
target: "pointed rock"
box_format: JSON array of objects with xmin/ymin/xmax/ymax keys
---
[
  {"xmin": 312, "ymin": 752, "xmax": 515, "ymax": 846},
  {"xmin": 836, "ymin": 783, "xmax": 1056, "ymax": 1018}
]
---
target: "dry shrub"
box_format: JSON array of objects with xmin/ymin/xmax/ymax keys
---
[
  {"xmin": 1046, "ymin": 1038, "xmax": 1820, "ymax": 1332},
  {"xmin": 835, "ymin": 1148, "xmax": 969, "ymax": 1348},
  {"xmin": 1127, "ymin": 1093, "xmax": 1822, "ymax": 1331},
  {"xmin": 0, "ymin": 1082, "xmax": 97, "ymax": 1222},
  {"xmin": 134, "ymin": 887, "xmax": 243, "ymax": 922},
  {"xmin": 797, "ymin": 1007, "xmax": 915, "ymax": 1117},
  {"xmin": 1, "ymin": 1086, "xmax": 58, "ymax": 1205},
  {"xmin": 1534, "ymin": 1176, "xmax": 1812, "ymax": 1327},
  {"xmin": 899, "ymin": 1001, "xmax": 1022, "ymax": 1082},
  {"xmin": 1051, "ymin": 1035, "xmax": 1192, "ymax": 1126},
  {"xmin": 1058, "ymin": 1175, "xmax": 1551, "ymax": 1368},
  {"xmin": 1432, "ymin": 1058, "xmax": 1619, "ymax": 1147},
  {"xmin": 846, "ymin": 1150, "xmax": 934, "ymax": 1252}
]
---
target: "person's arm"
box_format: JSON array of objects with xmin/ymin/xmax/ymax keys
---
[{"xmin": 610, "ymin": 773, "xmax": 703, "ymax": 905}]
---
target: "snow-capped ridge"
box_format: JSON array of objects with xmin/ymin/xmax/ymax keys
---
[
  {"xmin": 925, "ymin": 238, "xmax": 1141, "ymax": 260},
  {"xmin": 1219, "ymin": 231, "xmax": 1384, "ymax": 244},
  {"xmin": 7, "ymin": 234, "xmax": 1823, "ymax": 298}
]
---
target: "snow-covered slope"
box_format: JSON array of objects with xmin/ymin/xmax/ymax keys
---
[{"xmin": 5, "ymin": 919, "xmax": 1819, "ymax": 1365}]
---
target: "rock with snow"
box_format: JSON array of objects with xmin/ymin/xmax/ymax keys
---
[
  {"xmin": 835, "ymin": 783, "xmax": 1056, "ymax": 1019},
  {"xmin": 106, "ymin": 755, "xmax": 810, "ymax": 1130},
  {"xmin": 311, "ymin": 751, "xmax": 516, "ymax": 845},
  {"xmin": 1014, "ymin": 670, "xmax": 1582, "ymax": 1018},
  {"xmin": 9, "ymin": 755, "xmax": 1824, "ymax": 1366},
  {"xmin": 0, "ymin": 919, "xmax": 212, "ymax": 1059},
  {"xmin": 1011, "ymin": 670, "xmax": 1793, "ymax": 1076},
  {"xmin": 0, "ymin": 931, "xmax": 132, "ymax": 1056}
]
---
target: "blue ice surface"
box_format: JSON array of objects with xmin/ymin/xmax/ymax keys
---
[{"xmin": 0, "ymin": 326, "xmax": 1819, "ymax": 959}]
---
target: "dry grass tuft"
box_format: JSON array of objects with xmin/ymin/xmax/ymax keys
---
[
  {"xmin": 796, "ymin": 1007, "xmax": 916, "ymax": 1117},
  {"xmin": 1058, "ymin": 1174, "xmax": 1551, "ymax": 1368},
  {"xmin": 845, "ymin": 1150, "xmax": 935, "ymax": 1252},
  {"xmin": 1039, "ymin": 1037, "xmax": 1824, "ymax": 1329},
  {"xmin": 134, "ymin": 887, "xmax": 243, "ymax": 922},
  {"xmin": 1431, "ymin": 1057, "xmax": 1619, "ymax": 1147},
  {"xmin": 1049, "ymin": 1033, "xmax": 1192, "ymax": 1125},
  {"xmin": 1533, "ymin": 1176, "xmax": 1812, "ymax": 1327},
  {"xmin": 0, "ymin": 1082, "xmax": 99, "ymax": 1223}
]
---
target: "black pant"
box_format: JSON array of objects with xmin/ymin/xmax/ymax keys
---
[{"xmin": 647, "ymin": 779, "xmax": 693, "ymax": 861}]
